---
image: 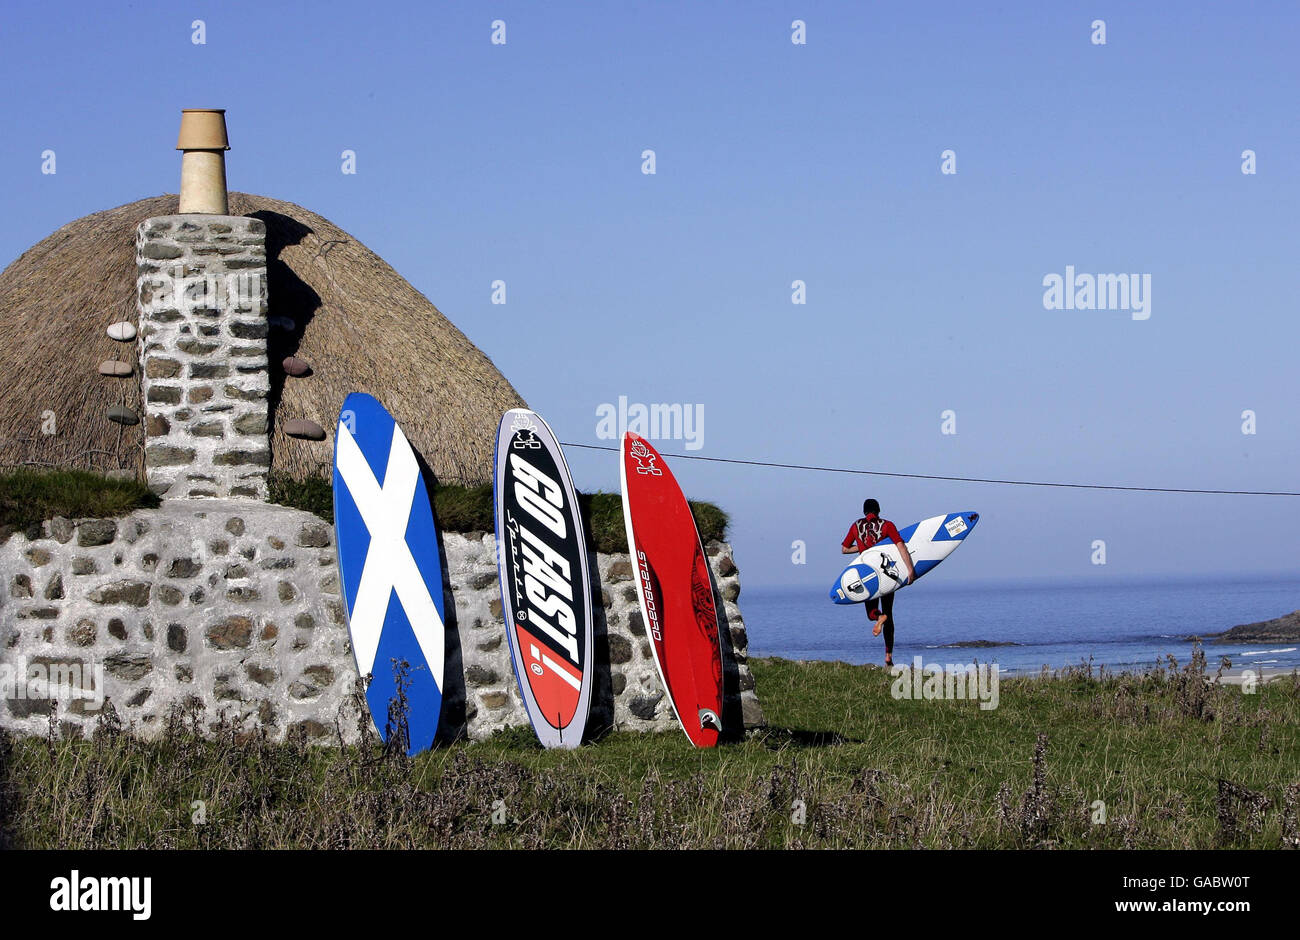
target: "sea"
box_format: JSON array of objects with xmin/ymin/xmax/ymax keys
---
[{"xmin": 743, "ymin": 575, "xmax": 1300, "ymax": 676}]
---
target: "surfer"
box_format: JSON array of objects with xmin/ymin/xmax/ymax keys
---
[{"xmin": 841, "ymin": 499, "xmax": 915, "ymax": 667}]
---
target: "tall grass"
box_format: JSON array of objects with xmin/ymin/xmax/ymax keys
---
[{"xmin": 3, "ymin": 648, "xmax": 1296, "ymax": 849}]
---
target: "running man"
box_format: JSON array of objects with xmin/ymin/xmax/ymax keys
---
[{"xmin": 841, "ymin": 498, "xmax": 915, "ymax": 667}]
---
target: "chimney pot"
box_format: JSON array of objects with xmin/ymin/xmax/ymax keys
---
[
  {"xmin": 176, "ymin": 109, "xmax": 230, "ymax": 151},
  {"xmin": 176, "ymin": 109, "xmax": 230, "ymax": 214}
]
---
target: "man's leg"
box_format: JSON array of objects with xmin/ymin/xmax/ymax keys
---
[
  {"xmin": 881, "ymin": 592, "xmax": 895, "ymax": 665},
  {"xmin": 866, "ymin": 598, "xmax": 882, "ymax": 636}
]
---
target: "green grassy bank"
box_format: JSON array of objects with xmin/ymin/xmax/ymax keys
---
[
  {"xmin": 268, "ymin": 474, "xmax": 727, "ymax": 553},
  {"xmin": 0, "ymin": 469, "xmax": 728, "ymax": 554},
  {"xmin": 0, "ymin": 469, "xmax": 158, "ymax": 542}
]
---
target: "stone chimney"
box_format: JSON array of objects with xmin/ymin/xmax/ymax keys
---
[{"xmin": 135, "ymin": 109, "xmax": 270, "ymax": 499}]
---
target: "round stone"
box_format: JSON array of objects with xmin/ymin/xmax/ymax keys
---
[
  {"xmin": 98, "ymin": 360, "xmax": 133, "ymax": 377},
  {"xmin": 284, "ymin": 419, "xmax": 326, "ymax": 441},
  {"xmin": 106, "ymin": 321, "xmax": 137, "ymax": 342},
  {"xmin": 107, "ymin": 404, "xmax": 140, "ymax": 426},
  {"xmin": 282, "ymin": 356, "xmax": 312, "ymax": 377}
]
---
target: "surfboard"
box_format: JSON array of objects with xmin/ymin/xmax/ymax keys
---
[
  {"xmin": 332, "ymin": 392, "xmax": 446, "ymax": 754},
  {"xmin": 620, "ymin": 432, "xmax": 724, "ymax": 748},
  {"xmin": 493, "ymin": 409, "xmax": 594, "ymax": 748},
  {"xmin": 829, "ymin": 511, "xmax": 980, "ymax": 605}
]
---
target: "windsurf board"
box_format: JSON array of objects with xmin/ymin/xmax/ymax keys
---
[
  {"xmin": 830, "ymin": 511, "xmax": 980, "ymax": 605},
  {"xmin": 493, "ymin": 409, "xmax": 594, "ymax": 748},
  {"xmin": 620, "ymin": 432, "xmax": 724, "ymax": 748},
  {"xmin": 333, "ymin": 392, "xmax": 446, "ymax": 753}
]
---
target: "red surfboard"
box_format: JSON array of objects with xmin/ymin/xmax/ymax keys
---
[{"xmin": 619, "ymin": 432, "xmax": 723, "ymax": 748}]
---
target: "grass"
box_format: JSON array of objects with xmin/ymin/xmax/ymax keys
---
[
  {"xmin": 0, "ymin": 468, "xmax": 158, "ymax": 543},
  {"xmin": 583, "ymin": 491, "xmax": 728, "ymax": 554},
  {"xmin": 4, "ymin": 649, "xmax": 1297, "ymax": 849},
  {"xmin": 0, "ymin": 469, "xmax": 729, "ymax": 552},
  {"xmin": 268, "ymin": 473, "xmax": 729, "ymax": 552},
  {"xmin": 266, "ymin": 472, "xmax": 334, "ymax": 522}
]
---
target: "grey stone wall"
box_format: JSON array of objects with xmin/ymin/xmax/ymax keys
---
[
  {"xmin": 0, "ymin": 502, "xmax": 763, "ymax": 744},
  {"xmin": 445, "ymin": 531, "xmax": 762, "ymax": 739},
  {"xmin": 135, "ymin": 216, "xmax": 270, "ymax": 500}
]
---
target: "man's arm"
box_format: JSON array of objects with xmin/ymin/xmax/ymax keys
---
[
  {"xmin": 898, "ymin": 541, "xmax": 916, "ymax": 581},
  {"xmin": 889, "ymin": 524, "xmax": 916, "ymax": 581},
  {"xmin": 841, "ymin": 524, "xmax": 860, "ymax": 555}
]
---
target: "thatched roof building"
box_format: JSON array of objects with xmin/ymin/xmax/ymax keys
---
[{"xmin": 0, "ymin": 193, "xmax": 524, "ymax": 484}]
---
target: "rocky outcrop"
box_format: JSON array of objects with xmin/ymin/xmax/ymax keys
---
[{"xmin": 1210, "ymin": 610, "xmax": 1300, "ymax": 644}]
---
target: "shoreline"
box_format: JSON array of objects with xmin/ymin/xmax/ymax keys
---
[{"xmin": 749, "ymin": 654, "xmax": 1300, "ymax": 684}]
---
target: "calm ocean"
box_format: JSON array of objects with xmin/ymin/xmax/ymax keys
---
[{"xmin": 743, "ymin": 575, "xmax": 1300, "ymax": 675}]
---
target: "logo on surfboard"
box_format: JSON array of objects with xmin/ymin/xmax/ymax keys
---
[
  {"xmin": 509, "ymin": 412, "xmax": 542, "ymax": 448},
  {"xmin": 636, "ymin": 551, "xmax": 665, "ymax": 643},
  {"xmin": 629, "ymin": 439, "xmax": 663, "ymax": 476},
  {"xmin": 503, "ymin": 453, "xmax": 584, "ymax": 714},
  {"xmin": 879, "ymin": 554, "xmax": 903, "ymax": 584}
]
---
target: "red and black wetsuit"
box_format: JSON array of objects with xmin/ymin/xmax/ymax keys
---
[{"xmin": 841, "ymin": 513, "xmax": 904, "ymax": 655}]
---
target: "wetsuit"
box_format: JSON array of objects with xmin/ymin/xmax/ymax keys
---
[{"xmin": 841, "ymin": 513, "xmax": 905, "ymax": 657}]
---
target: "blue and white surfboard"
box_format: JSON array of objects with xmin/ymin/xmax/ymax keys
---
[
  {"xmin": 333, "ymin": 392, "xmax": 446, "ymax": 753},
  {"xmin": 830, "ymin": 511, "xmax": 980, "ymax": 605}
]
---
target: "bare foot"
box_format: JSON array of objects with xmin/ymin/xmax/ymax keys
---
[
  {"xmin": 885, "ymin": 656, "xmax": 894, "ymax": 667},
  {"xmin": 872, "ymin": 614, "xmax": 887, "ymax": 637}
]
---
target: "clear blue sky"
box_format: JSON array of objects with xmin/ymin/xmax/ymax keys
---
[{"xmin": 3, "ymin": 1, "xmax": 1298, "ymax": 590}]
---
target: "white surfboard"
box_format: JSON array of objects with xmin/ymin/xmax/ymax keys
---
[{"xmin": 830, "ymin": 511, "xmax": 980, "ymax": 605}]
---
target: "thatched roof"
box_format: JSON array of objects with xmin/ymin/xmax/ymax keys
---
[{"xmin": 0, "ymin": 193, "xmax": 524, "ymax": 484}]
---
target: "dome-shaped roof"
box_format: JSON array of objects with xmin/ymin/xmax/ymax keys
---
[{"xmin": 0, "ymin": 193, "xmax": 524, "ymax": 485}]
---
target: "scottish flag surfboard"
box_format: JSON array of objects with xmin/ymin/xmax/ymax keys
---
[{"xmin": 333, "ymin": 392, "xmax": 446, "ymax": 754}]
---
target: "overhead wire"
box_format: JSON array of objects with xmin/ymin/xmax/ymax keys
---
[{"xmin": 560, "ymin": 442, "xmax": 1300, "ymax": 497}]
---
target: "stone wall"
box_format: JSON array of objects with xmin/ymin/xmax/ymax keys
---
[
  {"xmin": 135, "ymin": 215, "xmax": 270, "ymax": 500},
  {"xmin": 0, "ymin": 502, "xmax": 763, "ymax": 744}
]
